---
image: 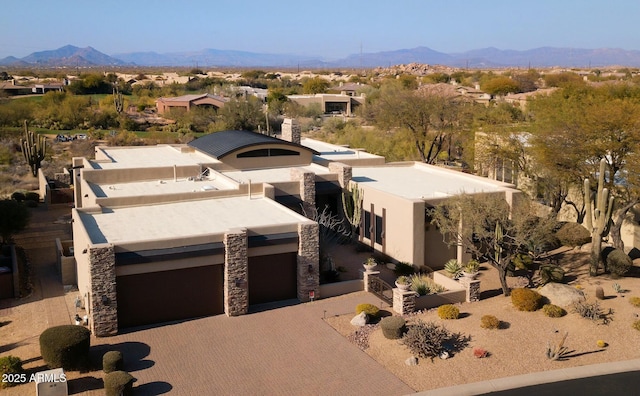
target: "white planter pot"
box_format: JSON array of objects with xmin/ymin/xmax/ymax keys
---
[{"xmin": 395, "ymin": 281, "xmax": 411, "ymax": 291}]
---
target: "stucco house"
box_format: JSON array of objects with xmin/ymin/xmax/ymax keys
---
[
  {"xmin": 69, "ymin": 119, "xmax": 519, "ymax": 336},
  {"xmin": 287, "ymin": 93, "xmax": 366, "ymax": 116},
  {"xmin": 155, "ymin": 93, "xmax": 228, "ymax": 115}
]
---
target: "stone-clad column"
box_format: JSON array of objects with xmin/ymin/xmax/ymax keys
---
[
  {"xmin": 328, "ymin": 162, "xmax": 352, "ymax": 189},
  {"xmin": 282, "ymin": 118, "xmax": 301, "ymax": 144},
  {"xmin": 458, "ymin": 278, "xmax": 481, "ymax": 302},
  {"xmin": 297, "ymin": 222, "xmax": 319, "ymax": 302},
  {"xmin": 291, "ymin": 169, "xmax": 316, "ymax": 217},
  {"xmin": 392, "ymin": 289, "xmax": 416, "ymax": 315},
  {"xmin": 224, "ymin": 229, "xmax": 249, "ymax": 316},
  {"xmin": 89, "ymin": 244, "xmax": 118, "ymax": 337}
]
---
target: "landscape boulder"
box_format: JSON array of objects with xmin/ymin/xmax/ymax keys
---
[
  {"xmin": 350, "ymin": 312, "xmax": 368, "ymax": 327},
  {"xmin": 538, "ymin": 283, "xmax": 585, "ymax": 307}
]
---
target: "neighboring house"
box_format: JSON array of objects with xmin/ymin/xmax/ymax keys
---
[
  {"xmin": 503, "ymin": 88, "xmax": 556, "ymax": 110},
  {"xmin": 155, "ymin": 93, "xmax": 228, "ymax": 114},
  {"xmin": 287, "ymin": 93, "xmax": 366, "ymax": 116},
  {"xmin": 329, "ymin": 82, "xmax": 370, "ymax": 96},
  {"xmin": 69, "ymin": 119, "xmax": 519, "ymax": 336},
  {"xmin": 32, "ymin": 82, "xmax": 64, "ymax": 94},
  {"xmin": 0, "ymin": 80, "xmax": 35, "ymax": 96}
]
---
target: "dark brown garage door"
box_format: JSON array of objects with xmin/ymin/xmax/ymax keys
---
[
  {"xmin": 248, "ymin": 253, "xmax": 297, "ymax": 305},
  {"xmin": 116, "ymin": 265, "xmax": 224, "ymax": 329}
]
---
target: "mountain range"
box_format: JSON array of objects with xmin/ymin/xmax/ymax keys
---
[{"xmin": 3, "ymin": 44, "xmax": 640, "ymax": 68}]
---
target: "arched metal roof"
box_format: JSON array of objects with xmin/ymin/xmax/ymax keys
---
[{"xmin": 188, "ymin": 130, "xmax": 318, "ymax": 159}]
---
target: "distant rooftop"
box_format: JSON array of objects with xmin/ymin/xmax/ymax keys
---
[
  {"xmin": 91, "ymin": 145, "xmax": 219, "ymax": 169},
  {"xmin": 78, "ymin": 196, "xmax": 310, "ymax": 245},
  {"xmin": 352, "ymin": 163, "xmax": 517, "ymax": 201}
]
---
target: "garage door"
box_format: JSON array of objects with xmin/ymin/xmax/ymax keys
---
[
  {"xmin": 248, "ymin": 253, "xmax": 297, "ymax": 305},
  {"xmin": 116, "ymin": 264, "xmax": 224, "ymax": 329}
]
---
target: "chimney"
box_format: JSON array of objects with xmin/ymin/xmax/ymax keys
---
[{"xmin": 281, "ymin": 118, "xmax": 301, "ymax": 145}]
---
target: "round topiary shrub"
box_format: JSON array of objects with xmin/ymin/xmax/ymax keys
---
[
  {"xmin": 103, "ymin": 351, "xmax": 124, "ymax": 374},
  {"xmin": 539, "ymin": 265, "xmax": 565, "ymax": 284},
  {"xmin": 380, "ymin": 316, "xmax": 406, "ymax": 339},
  {"xmin": 437, "ymin": 304, "xmax": 460, "ymax": 320},
  {"xmin": 542, "ymin": 303, "xmax": 567, "ymax": 318},
  {"xmin": 555, "ymin": 222, "xmax": 591, "ymax": 247},
  {"xmin": 633, "ymin": 320, "xmax": 640, "ymax": 332},
  {"xmin": 511, "ymin": 288, "xmax": 543, "ymax": 312},
  {"xmin": 39, "ymin": 325, "xmax": 90, "ymax": 370},
  {"xmin": 355, "ymin": 303, "xmax": 380, "ymax": 318},
  {"xmin": 104, "ymin": 370, "xmax": 135, "ymax": 396},
  {"xmin": 480, "ymin": 315, "xmax": 501, "ymax": 329},
  {"xmin": 629, "ymin": 297, "xmax": 640, "ymax": 308},
  {"xmin": 0, "ymin": 355, "xmax": 23, "ymax": 389},
  {"xmin": 604, "ymin": 248, "xmax": 632, "ymax": 277}
]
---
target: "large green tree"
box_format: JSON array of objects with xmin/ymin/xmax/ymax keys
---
[{"xmin": 370, "ymin": 84, "xmax": 472, "ymax": 164}]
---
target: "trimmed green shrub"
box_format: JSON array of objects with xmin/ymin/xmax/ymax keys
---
[
  {"xmin": 355, "ymin": 303, "xmax": 380, "ymax": 317},
  {"xmin": 0, "ymin": 356, "xmax": 23, "ymax": 389},
  {"xmin": 542, "ymin": 304, "xmax": 567, "ymax": 318},
  {"xmin": 605, "ymin": 249, "xmax": 632, "ymax": 277},
  {"xmin": 393, "ymin": 262, "xmax": 415, "ymax": 277},
  {"xmin": 380, "ymin": 316, "xmax": 406, "ymax": 339},
  {"xmin": 629, "ymin": 297, "xmax": 640, "ymax": 308},
  {"xmin": 480, "ymin": 315, "xmax": 501, "ymax": 329},
  {"xmin": 39, "ymin": 325, "xmax": 91, "ymax": 370},
  {"xmin": 511, "ymin": 288, "xmax": 543, "ymax": 311},
  {"xmin": 633, "ymin": 320, "xmax": 640, "ymax": 332},
  {"xmin": 24, "ymin": 192, "xmax": 40, "ymax": 202},
  {"xmin": 437, "ymin": 304, "xmax": 460, "ymax": 320},
  {"xmin": 555, "ymin": 222, "xmax": 591, "ymax": 247},
  {"xmin": 10, "ymin": 192, "xmax": 25, "ymax": 202},
  {"xmin": 104, "ymin": 370, "xmax": 135, "ymax": 396},
  {"xmin": 103, "ymin": 351, "xmax": 124, "ymax": 374},
  {"xmin": 539, "ymin": 265, "xmax": 565, "ymax": 284}
]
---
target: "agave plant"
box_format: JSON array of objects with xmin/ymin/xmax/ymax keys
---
[{"xmin": 444, "ymin": 259, "xmax": 462, "ymax": 278}]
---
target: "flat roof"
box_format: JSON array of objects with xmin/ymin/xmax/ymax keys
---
[
  {"xmin": 89, "ymin": 174, "xmax": 238, "ymax": 198},
  {"xmin": 92, "ymin": 145, "xmax": 219, "ymax": 169},
  {"xmin": 301, "ymin": 138, "xmax": 384, "ymax": 162},
  {"xmin": 222, "ymin": 164, "xmax": 331, "ymax": 184},
  {"xmin": 79, "ymin": 196, "xmax": 309, "ymax": 245},
  {"xmin": 352, "ymin": 163, "xmax": 517, "ymax": 201}
]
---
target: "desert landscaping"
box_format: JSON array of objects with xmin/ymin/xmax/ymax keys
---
[{"xmin": 326, "ymin": 250, "xmax": 640, "ymax": 392}]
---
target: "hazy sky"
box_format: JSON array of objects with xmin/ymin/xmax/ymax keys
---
[{"xmin": 3, "ymin": 0, "xmax": 639, "ymax": 59}]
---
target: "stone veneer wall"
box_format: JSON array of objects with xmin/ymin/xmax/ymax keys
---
[
  {"xmin": 89, "ymin": 244, "xmax": 118, "ymax": 336},
  {"xmin": 328, "ymin": 162, "xmax": 352, "ymax": 188},
  {"xmin": 224, "ymin": 229, "xmax": 249, "ymax": 316},
  {"xmin": 297, "ymin": 222, "xmax": 319, "ymax": 302},
  {"xmin": 458, "ymin": 277, "xmax": 481, "ymax": 302},
  {"xmin": 392, "ymin": 289, "xmax": 417, "ymax": 316},
  {"xmin": 291, "ymin": 169, "xmax": 316, "ymax": 217},
  {"xmin": 281, "ymin": 118, "xmax": 301, "ymax": 144}
]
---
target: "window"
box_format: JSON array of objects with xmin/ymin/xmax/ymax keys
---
[{"xmin": 237, "ymin": 148, "xmax": 300, "ymax": 158}]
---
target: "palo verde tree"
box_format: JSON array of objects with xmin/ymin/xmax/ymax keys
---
[{"xmin": 430, "ymin": 194, "xmax": 555, "ymax": 296}]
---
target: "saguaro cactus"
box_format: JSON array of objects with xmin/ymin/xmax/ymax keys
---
[
  {"xmin": 21, "ymin": 120, "xmax": 46, "ymax": 177},
  {"xmin": 584, "ymin": 158, "xmax": 614, "ymax": 276},
  {"xmin": 113, "ymin": 86, "xmax": 124, "ymax": 114},
  {"xmin": 341, "ymin": 184, "xmax": 363, "ymax": 242}
]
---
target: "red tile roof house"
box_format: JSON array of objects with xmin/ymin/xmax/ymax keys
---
[{"xmin": 155, "ymin": 93, "xmax": 228, "ymax": 115}]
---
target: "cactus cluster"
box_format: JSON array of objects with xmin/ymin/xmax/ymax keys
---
[
  {"xmin": 341, "ymin": 184, "xmax": 363, "ymax": 241},
  {"xmin": 21, "ymin": 120, "xmax": 46, "ymax": 177}
]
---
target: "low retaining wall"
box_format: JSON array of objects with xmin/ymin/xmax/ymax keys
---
[
  {"xmin": 55, "ymin": 238, "xmax": 76, "ymax": 285},
  {"xmin": 319, "ymin": 279, "xmax": 363, "ymax": 299}
]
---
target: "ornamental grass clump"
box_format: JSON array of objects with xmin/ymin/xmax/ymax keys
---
[
  {"xmin": 542, "ymin": 304, "xmax": 567, "ymax": 318},
  {"xmin": 379, "ymin": 316, "xmax": 406, "ymax": 340},
  {"xmin": 480, "ymin": 315, "xmax": 501, "ymax": 329},
  {"xmin": 628, "ymin": 297, "xmax": 640, "ymax": 308},
  {"xmin": 511, "ymin": 288, "xmax": 543, "ymax": 311},
  {"xmin": 437, "ymin": 304, "xmax": 460, "ymax": 320}
]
